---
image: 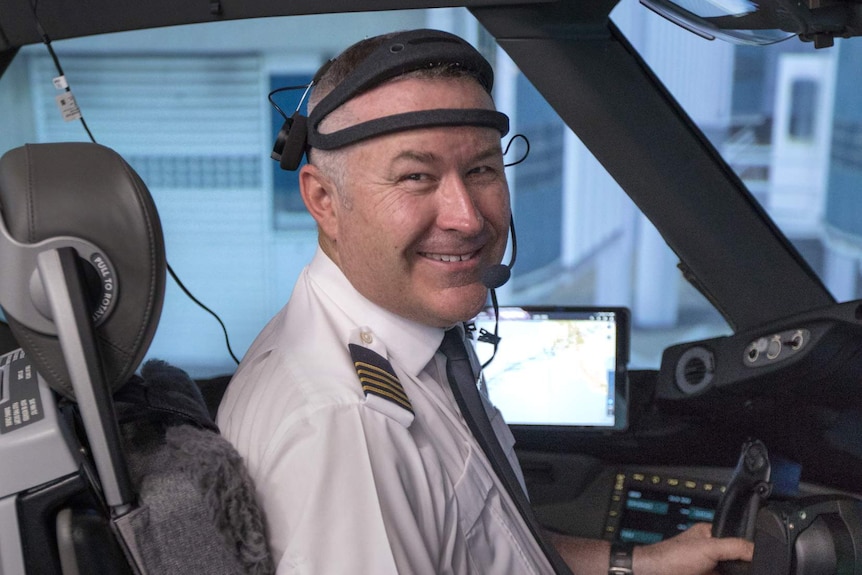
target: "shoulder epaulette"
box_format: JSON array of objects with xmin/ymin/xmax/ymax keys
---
[{"xmin": 349, "ymin": 343, "xmax": 414, "ymax": 417}]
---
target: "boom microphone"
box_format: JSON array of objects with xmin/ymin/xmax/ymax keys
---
[
  {"xmin": 482, "ymin": 265, "xmax": 511, "ymax": 290},
  {"xmin": 481, "ymin": 215, "xmax": 517, "ymax": 289}
]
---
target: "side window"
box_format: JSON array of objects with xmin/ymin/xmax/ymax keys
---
[{"xmin": 513, "ymin": 72, "xmax": 564, "ymax": 275}]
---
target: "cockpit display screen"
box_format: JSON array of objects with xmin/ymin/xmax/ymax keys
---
[
  {"xmin": 604, "ymin": 472, "xmax": 723, "ymax": 543},
  {"xmin": 473, "ymin": 306, "xmax": 629, "ymax": 430}
]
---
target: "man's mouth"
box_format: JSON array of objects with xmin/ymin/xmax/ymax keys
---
[{"xmin": 420, "ymin": 251, "xmax": 478, "ymax": 263}]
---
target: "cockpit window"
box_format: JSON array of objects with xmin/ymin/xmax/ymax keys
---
[{"xmin": 2, "ymin": 2, "xmax": 844, "ymax": 374}]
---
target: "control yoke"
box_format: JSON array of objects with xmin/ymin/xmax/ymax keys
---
[
  {"xmin": 713, "ymin": 439, "xmax": 773, "ymax": 541},
  {"xmin": 713, "ymin": 439, "xmax": 862, "ymax": 575},
  {"xmin": 713, "ymin": 440, "xmax": 772, "ymax": 575}
]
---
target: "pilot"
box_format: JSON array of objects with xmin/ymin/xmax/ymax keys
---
[{"xmin": 217, "ymin": 29, "xmax": 753, "ymax": 574}]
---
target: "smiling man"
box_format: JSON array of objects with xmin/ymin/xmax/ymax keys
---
[
  {"xmin": 217, "ymin": 29, "xmax": 752, "ymax": 575},
  {"xmin": 303, "ymin": 75, "xmax": 508, "ymax": 329}
]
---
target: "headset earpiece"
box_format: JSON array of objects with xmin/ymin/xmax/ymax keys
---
[{"xmin": 271, "ymin": 111, "xmax": 309, "ymax": 171}]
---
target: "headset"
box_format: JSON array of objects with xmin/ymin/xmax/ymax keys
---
[{"xmin": 270, "ymin": 28, "xmax": 510, "ymax": 171}]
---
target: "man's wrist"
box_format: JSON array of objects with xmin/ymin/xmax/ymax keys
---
[{"xmin": 608, "ymin": 541, "xmax": 634, "ymax": 575}]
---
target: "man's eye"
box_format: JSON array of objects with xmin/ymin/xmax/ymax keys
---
[
  {"xmin": 401, "ymin": 173, "xmax": 430, "ymax": 183},
  {"xmin": 468, "ymin": 166, "xmax": 496, "ymax": 178}
]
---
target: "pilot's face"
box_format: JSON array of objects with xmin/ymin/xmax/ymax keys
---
[{"xmin": 305, "ymin": 76, "xmax": 510, "ymax": 328}]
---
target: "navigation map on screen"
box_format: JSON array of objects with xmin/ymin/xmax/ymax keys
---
[{"xmin": 474, "ymin": 307, "xmax": 626, "ymax": 428}]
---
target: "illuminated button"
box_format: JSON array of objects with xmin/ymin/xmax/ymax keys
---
[
  {"xmin": 790, "ymin": 330, "xmax": 804, "ymax": 350},
  {"xmin": 685, "ymin": 481, "xmax": 697, "ymax": 489},
  {"xmin": 667, "ymin": 478, "xmax": 680, "ymax": 486},
  {"xmin": 767, "ymin": 336, "xmax": 781, "ymax": 359},
  {"xmin": 651, "ymin": 475, "xmax": 661, "ymax": 484}
]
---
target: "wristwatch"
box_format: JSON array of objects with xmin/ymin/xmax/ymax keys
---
[{"xmin": 608, "ymin": 541, "xmax": 634, "ymax": 575}]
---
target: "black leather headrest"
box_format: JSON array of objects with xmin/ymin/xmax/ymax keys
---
[{"xmin": 0, "ymin": 143, "xmax": 166, "ymax": 400}]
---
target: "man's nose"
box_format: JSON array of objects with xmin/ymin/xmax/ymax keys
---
[{"xmin": 436, "ymin": 176, "xmax": 484, "ymax": 234}]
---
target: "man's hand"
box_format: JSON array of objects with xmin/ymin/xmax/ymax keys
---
[
  {"xmin": 550, "ymin": 523, "xmax": 753, "ymax": 575},
  {"xmin": 634, "ymin": 522, "xmax": 754, "ymax": 575}
]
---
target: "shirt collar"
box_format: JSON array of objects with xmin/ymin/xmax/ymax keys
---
[{"xmin": 307, "ymin": 248, "xmax": 445, "ymax": 378}]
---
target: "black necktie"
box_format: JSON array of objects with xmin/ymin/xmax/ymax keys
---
[{"xmin": 439, "ymin": 327, "xmax": 573, "ymax": 575}]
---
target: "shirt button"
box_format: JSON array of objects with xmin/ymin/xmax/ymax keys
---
[{"xmin": 360, "ymin": 330, "xmax": 373, "ymax": 344}]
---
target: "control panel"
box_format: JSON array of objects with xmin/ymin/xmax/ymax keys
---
[
  {"xmin": 655, "ymin": 300, "xmax": 862, "ymax": 408},
  {"xmin": 604, "ymin": 470, "xmax": 725, "ymax": 543},
  {"xmin": 744, "ymin": 329, "xmax": 809, "ymax": 367}
]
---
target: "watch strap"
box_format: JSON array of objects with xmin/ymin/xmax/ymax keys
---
[{"xmin": 608, "ymin": 541, "xmax": 634, "ymax": 575}]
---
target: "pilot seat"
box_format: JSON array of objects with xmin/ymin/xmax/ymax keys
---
[{"xmin": 0, "ymin": 142, "xmax": 273, "ymax": 574}]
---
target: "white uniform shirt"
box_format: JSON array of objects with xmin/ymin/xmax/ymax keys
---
[{"xmin": 218, "ymin": 248, "xmax": 553, "ymax": 574}]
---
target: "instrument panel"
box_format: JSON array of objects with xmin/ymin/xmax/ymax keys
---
[{"xmin": 603, "ymin": 469, "xmax": 723, "ymax": 543}]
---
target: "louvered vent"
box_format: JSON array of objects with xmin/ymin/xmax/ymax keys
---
[
  {"xmin": 683, "ymin": 356, "xmax": 708, "ymax": 387},
  {"xmin": 674, "ymin": 346, "xmax": 714, "ymax": 395}
]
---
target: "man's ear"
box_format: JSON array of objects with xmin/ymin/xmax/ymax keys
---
[{"xmin": 299, "ymin": 163, "xmax": 339, "ymax": 239}]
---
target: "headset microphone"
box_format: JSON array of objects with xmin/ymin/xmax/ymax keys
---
[
  {"xmin": 481, "ymin": 214, "xmax": 517, "ymax": 290},
  {"xmin": 481, "ymin": 264, "xmax": 510, "ymax": 290}
]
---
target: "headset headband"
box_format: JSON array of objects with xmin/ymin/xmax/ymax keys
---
[{"xmin": 271, "ymin": 29, "xmax": 510, "ymax": 170}]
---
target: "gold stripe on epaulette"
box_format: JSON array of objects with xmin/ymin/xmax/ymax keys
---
[
  {"xmin": 349, "ymin": 343, "xmax": 413, "ymax": 414},
  {"xmin": 355, "ymin": 368, "xmax": 410, "ymax": 404},
  {"xmin": 354, "ymin": 361, "xmax": 401, "ymax": 389},
  {"xmin": 358, "ymin": 378, "xmax": 413, "ymax": 411}
]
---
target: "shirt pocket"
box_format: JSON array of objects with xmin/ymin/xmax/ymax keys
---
[{"xmin": 454, "ymin": 445, "xmax": 539, "ymax": 575}]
